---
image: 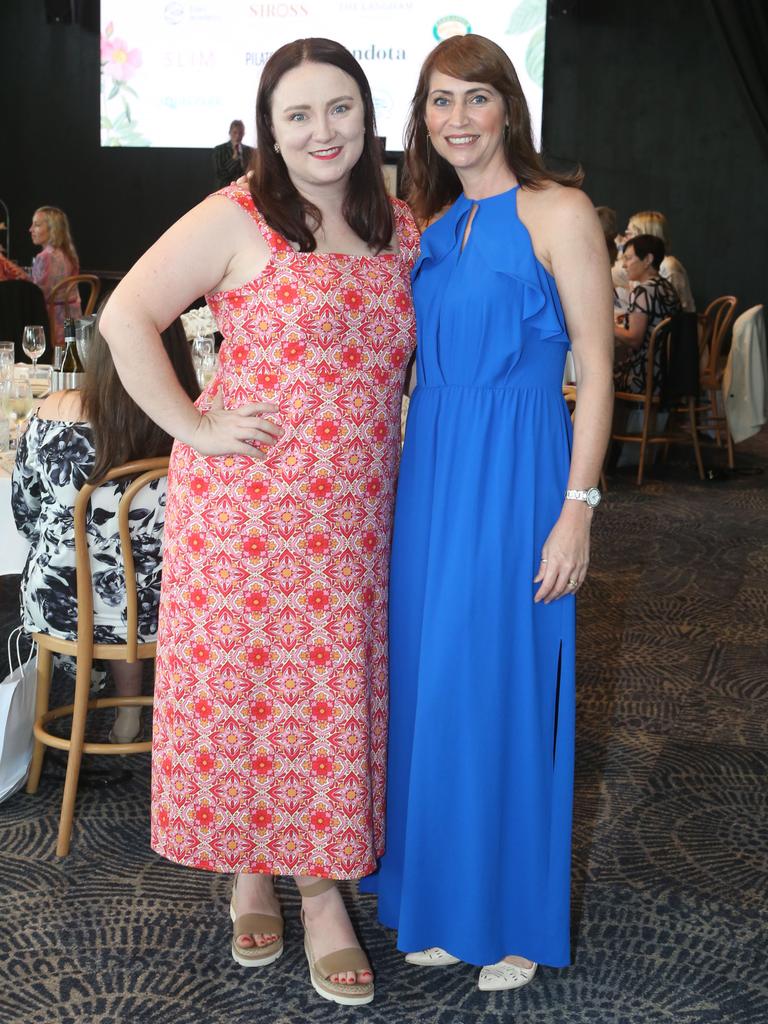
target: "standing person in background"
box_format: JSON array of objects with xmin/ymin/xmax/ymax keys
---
[
  {"xmin": 101, "ymin": 37, "xmax": 418, "ymax": 1007},
  {"xmin": 212, "ymin": 119, "xmax": 254, "ymax": 187},
  {"xmin": 360, "ymin": 33, "xmax": 614, "ymax": 993},
  {"xmin": 614, "ymin": 209, "xmax": 695, "ymax": 312},
  {"xmin": 29, "ymin": 206, "xmax": 82, "ymax": 346}
]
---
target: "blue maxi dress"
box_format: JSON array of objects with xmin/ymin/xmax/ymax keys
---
[{"xmin": 360, "ymin": 187, "xmax": 575, "ymax": 967}]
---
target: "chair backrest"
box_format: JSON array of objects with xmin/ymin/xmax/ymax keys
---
[
  {"xmin": 699, "ymin": 295, "xmax": 738, "ymax": 376},
  {"xmin": 641, "ymin": 315, "xmax": 672, "ymax": 405},
  {"xmin": 0, "ymin": 279, "xmax": 51, "ymax": 361},
  {"xmin": 47, "ymin": 274, "xmax": 101, "ymax": 320},
  {"xmin": 659, "ymin": 311, "xmax": 700, "ymax": 407},
  {"xmin": 73, "ymin": 457, "xmax": 170, "ymax": 662}
]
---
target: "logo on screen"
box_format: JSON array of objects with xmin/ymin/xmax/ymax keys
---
[
  {"xmin": 164, "ymin": 1, "xmax": 185, "ymax": 25},
  {"xmin": 433, "ymin": 15, "xmax": 471, "ymax": 40},
  {"xmin": 249, "ymin": 3, "xmax": 310, "ymax": 15}
]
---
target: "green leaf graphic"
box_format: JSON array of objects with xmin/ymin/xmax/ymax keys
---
[
  {"xmin": 525, "ymin": 25, "xmax": 545, "ymax": 86},
  {"xmin": 507, "ymin": 0, "xmax": 545, "ymax": 35},
  {"xmin": 108, "ymin": 82, "xmax": 119, "ymax": 100}
]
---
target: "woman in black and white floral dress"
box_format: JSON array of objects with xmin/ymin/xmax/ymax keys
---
[
  {"xmin": 12, "ymin": 317, "xmax": 199, "ymax": 742},
  {"xmin": 613, "ymin": 233, "xmax": 681, "ymax": 396}
]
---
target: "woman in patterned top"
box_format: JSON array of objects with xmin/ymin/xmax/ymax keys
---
[
  {"xmin": 614, "ymin": 233, "xmax": 681, "ymax": 395},
  {"xmin": 29, "ymin": 206, "xmax": 82, "ymax": 346},
  {"xmin": 12, "ymin": 314, "xmax": 199, "ymax": 743}
]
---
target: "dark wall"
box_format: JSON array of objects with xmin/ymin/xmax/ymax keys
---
[
  {"xmin": 542, "ymin": 0, "xmax": 767, "ymax": 311},
  {"xmin": 1, "ymin": 1, "xmax": 766, "ymax": 311}
]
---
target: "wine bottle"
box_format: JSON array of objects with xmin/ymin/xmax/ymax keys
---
[{"xmin": 61, "ymin": 318, "xmax": 85, "ymax": 390}]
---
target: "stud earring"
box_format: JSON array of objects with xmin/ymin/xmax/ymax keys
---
[{"xmin": 273, "ymin": 142, "xmax": 280, "ymax": 154}]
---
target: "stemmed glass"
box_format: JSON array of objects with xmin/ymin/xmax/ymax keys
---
[
  {"xmin": 192, "ymin": 334, "xmax": 216, "ymax": 387},
  {"xmin": 22, "ymin": 325, "xmax": 46, "ymax": 377},
  {"xmin": 8, "ymin": 378, "xmax": 34, "ymax": 448}
]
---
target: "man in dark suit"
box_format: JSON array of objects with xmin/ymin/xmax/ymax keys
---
[{"xmin": 213, "ymin": 120, "xmax": 254, "ymax": 188}]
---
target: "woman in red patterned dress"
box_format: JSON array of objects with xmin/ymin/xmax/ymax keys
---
[{"xmin": 101, "ymin": 39, "xmax": 417, "ymax": 1006}]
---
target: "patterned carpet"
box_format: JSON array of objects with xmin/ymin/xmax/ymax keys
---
[{"xmin": 1, "ymin": 435, "xmax": 767, "ymax": 1024}]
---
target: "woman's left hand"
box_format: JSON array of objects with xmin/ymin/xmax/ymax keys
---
[{"xmin": 533, "ymin": 503, "xmax": 593, "ymax": 603}]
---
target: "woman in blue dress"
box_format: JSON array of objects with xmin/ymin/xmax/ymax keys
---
[{"xmin": 360, "ymin": 35, "xmax": 614, "ymax": 991}]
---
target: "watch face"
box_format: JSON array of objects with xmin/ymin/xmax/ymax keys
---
[{"xmin": 586, "ymin": 487, "xmax": 602, "ymax": 508}]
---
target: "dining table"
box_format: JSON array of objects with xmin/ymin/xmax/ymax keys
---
[{"xmin": 0, "ymin": 364, "xmax": 49, "ymax": 575}]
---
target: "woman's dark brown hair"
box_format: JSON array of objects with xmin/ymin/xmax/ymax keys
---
[
  {"xmin": 250, "ymin": 37, "xmax": 394, "ymax": 253},
  {"xmin": 403, "ymin": 34, "xmax": 583, "ymax": 226},
  {"xmin": 83, "ymin": 309, "xmax": 200, "ymax": 484}
]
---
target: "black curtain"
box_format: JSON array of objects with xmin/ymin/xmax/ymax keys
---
[{"xmin": 708, "ymin": 0, "xmax": 768, "ymax": 161}]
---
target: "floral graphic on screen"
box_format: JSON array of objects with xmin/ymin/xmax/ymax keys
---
[
  {"xmin": 506, "ymin": 0, "xmax": 546, "ymax": 87},
  {"xmin": 100, "ymin": 22, "xmax": 148, "ymax": 146}
]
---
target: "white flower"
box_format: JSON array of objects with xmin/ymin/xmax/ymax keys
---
[{"xmin": 180, "ymin": 306, "xmax": 218, "ymax": 340}]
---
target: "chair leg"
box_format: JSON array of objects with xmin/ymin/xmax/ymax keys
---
[
  {"xmin": 26, "ymin": 646, "xmax": 53, "ymax": 795},
  {"xmin": 688, "ymin": 398, "xmax": 705, "ymax": 480},
  {"xmin": 724, "ymin": 400, "xmax": 735, "ymax": 469},
  {"xmin": 710, "ymin": 390, "xmax": 722, "ymax": 445},
  {"xmin": 637, "ymin": 405, "xmax": 652, "ymax": 486},
  {"xmin": 56, "ymin": 654, "xmax": 92, "ymax": 857}
]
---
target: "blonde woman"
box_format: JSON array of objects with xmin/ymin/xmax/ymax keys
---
[
  {"xmin": 615, "ymin": 209, "xmax": 694, "ymax": 311},
  {"xmin": 29, "ymin": 205, "xmax": 82, "ymax": 345}
]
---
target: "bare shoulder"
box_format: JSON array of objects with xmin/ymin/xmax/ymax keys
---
[
  {"xmin": 36, "ymin": 389, "xmax": 85, "ymax": 423},
  {"xmin": 519, "ymin": 182, "xmax": 596, "ymax": 229}
]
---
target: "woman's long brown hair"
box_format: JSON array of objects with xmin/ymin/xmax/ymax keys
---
[
  {"xmin": 83, "ymin": 312, "xmax": 200, "ymax": 484},
  {"xmin": 249, "ymin": 37, "xmax": 394, "ymax": 253},
  {"xmin": 403, "ymin": 34, "xmax": 584, "ymax": 226}
]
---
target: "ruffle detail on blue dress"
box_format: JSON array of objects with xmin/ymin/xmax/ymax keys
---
[{"xmin": 412, "ymin": 189, "xmax": 569, "ymax": 355}]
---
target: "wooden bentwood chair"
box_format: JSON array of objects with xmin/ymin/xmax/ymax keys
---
[
  {"xmin": 610, "ymin": 316, "xmax": 705, "ymax": 486},
  {"xmin": 696, "ymin": 295, "xmax": 739, "ymax": 469},
  {"xmin": 47, "ymin": 273, "xmax": 101, "ymax": 326},
  {"xmin": 26, "ymin": 458, "xmax": 169, "ymax": 857}
]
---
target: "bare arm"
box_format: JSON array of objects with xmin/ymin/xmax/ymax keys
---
[
  {"xmin": 526, "ymin": 187, "xmax": 614, "ymax": 602},
  {"xmin": 614, "ymin": 308, "xmax": 648, "ymax": 349},
  {"xmin": 100, "ymin": 195, "xmax": 282, "ymax": 456}
]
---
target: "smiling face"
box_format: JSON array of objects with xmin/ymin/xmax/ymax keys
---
[
  {"xmin": 29, "ymin": 210, "xmax": 50, "ymax": 247},
  {"xmin": 424, "ymin": 70, "xmax": 508, "ymax": 176},
  {"xmin": 270, "ymin": 61, "xmax": 366, "ymax": 194}
]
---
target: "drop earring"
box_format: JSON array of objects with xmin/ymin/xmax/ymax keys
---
[{"xmin": 273, "ymin": 142, "xmax": 281, "ymax": 154}]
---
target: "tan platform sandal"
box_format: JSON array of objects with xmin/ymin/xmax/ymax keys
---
[
  {"xmin": 230, "ymin": 874, "xmax": 284, "ymax": 968},
  {"xmin": 300, "ymin": 878, "xmax": 374, "ymax": 1006}
]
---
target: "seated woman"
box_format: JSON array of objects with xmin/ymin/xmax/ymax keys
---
[
  {"xmin": 615, "ymin": 209, "xmax": 695, "ymax": 312},
  {"xmin": 595, "ymin": 206, "xmax": 628, "ymax": 311},
  {"xmin": 614, "ymin": 233, "xmax": 681, "ymax": 397},
  {"xmin": 29, "ymin": 206, "xmax": 82, "ymax": 347},
  {"xmin": 11, "ymin": 315, "xmax": 200, "ymax": 742}
]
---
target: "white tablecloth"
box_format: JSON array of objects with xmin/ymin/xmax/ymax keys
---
[{"xmin": 0, "ymin": 459, "xmax": 29, "ymax": 575}]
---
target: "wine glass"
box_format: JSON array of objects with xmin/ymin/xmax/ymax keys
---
[
  {"xmin": 22, "ymin": 325, "xmax": 46, "ymax": 376},
  {"xmin": 8, "ymin": 378, "xmax": 34, "ymax": 448},
  {"xmin": 192, "ymin": 334, "xmax": 215, "ymax": 360},
  {"xmin": 0, "ymin": 342, "xmax": 13, "ymax": 385},
  {"xmin": 75, "ymin": 317, "xmax": 96, "ymax": 367}
]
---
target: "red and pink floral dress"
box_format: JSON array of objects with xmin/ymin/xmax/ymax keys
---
[{"xmin": 151, "ymin": 186, "xmax": 418, "ymax": 878}]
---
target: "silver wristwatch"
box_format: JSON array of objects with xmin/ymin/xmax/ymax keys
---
[{"xmin": 565, "ymin": 487, "xmax": 602, "ymax": 508}]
